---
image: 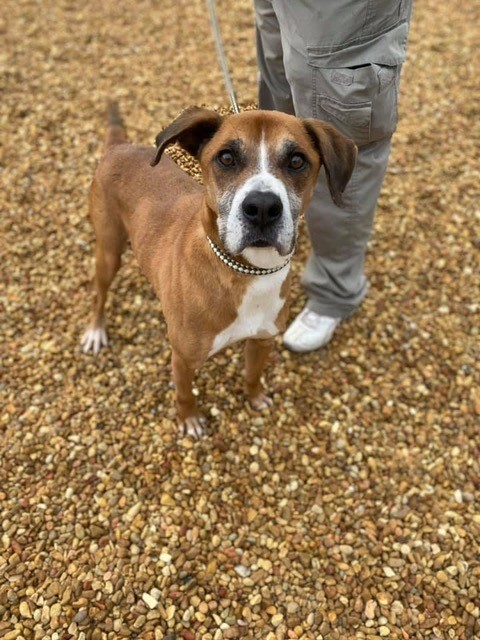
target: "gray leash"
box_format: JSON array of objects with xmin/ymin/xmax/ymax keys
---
[{"xmin": 205, "ymin": 0, "xmax": 240, "ymax": 114}]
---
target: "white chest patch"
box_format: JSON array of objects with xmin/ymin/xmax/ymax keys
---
[{"xmin": 209, "ymin": 267, "xmax": 289, "ymax": 357}]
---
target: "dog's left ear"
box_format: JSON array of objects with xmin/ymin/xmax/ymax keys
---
[
  {"xmin": 303, "ymin": 119, "xmax": 357, "ymax": 207},
  {"xmin": 151, "ymin": 107, "xmax": 223, "ymax": 167}
]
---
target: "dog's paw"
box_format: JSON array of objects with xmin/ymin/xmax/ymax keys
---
[
  {"xmin": 81, "ymin": 327, "xmax": 108, "ymax": 355},
  {"xmin": 250, "ymin": 393, "xmax": 274, "ymax": 411},
  {"xmin": 179, "ymin": 415, "xmax": 207, "ymax": 439}
]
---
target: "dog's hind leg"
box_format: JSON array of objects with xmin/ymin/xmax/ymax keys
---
[
  {"xmin": 81, "ymin": 184, "xmax": 127, "ymax": 354},
  {"xmin": 82, "ymin": 103, "xmax": 129, "ymax": 354}
]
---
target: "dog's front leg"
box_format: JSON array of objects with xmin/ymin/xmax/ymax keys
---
[
  {"xmin": 244, "ymin": 337, "xmax": 274, "ymax": 410},
  {"xmin": 172, "ymin": 350, "xmax": 206, "ymax": 438}
]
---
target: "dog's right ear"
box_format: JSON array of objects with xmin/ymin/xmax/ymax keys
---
[{"xmin": 151, "ymin": 107, "xmax": 223, "ymax": 167}]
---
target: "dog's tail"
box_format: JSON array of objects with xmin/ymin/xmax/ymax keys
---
[{"xmin": 105, "ymin": 101, "xmax": 127, "ymax": 150}]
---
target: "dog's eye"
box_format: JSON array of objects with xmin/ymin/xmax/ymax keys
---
[
  {"xmin": 288, "ymin": 153, "xmax": 307, "ymax": 171},
  {"xmin": 217, "ymin": 150, "xmax": 236, "ymax": 168}
]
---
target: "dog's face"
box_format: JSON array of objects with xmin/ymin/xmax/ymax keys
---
[
  {"xmin": 152, "ymin": 108, "xmax": 357, "ymax": 262},
  {"xmin": 200, "ymin": 112, "xmax": 322, "ymax": 258}
]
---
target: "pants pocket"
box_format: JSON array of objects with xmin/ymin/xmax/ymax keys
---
[{"xmin": 313, "ymin": 62, "xmax": 399, "ymax": 147}]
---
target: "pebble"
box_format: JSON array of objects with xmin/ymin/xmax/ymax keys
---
[
  {"xmin": 165, "ymin": 605, "xmax": 176, "ymax": 621},
  {"xmin": 133, "ymin": 615, "xmax": 146, "ymax": 629},
  {"xmin": 161, "ymin": 494, "xmax": 176, "ymax": 507},
  {"xmin": 159, "ymin": 552, "xmax": 172, "ymax": 564},
  {"xmin": 234, "ymin": 565, "xmax": 251, "ymax": 578},
  {"xmin": 142, "ymin": 593, "xmax": 159, "ymax": 609},
  {"xmin": 125, "ymin": 502, "xmax": 142, "ymax": 520},
  {"xmin": 50, "ymin": 603, "xmax": 61, "ymax": 619},
  {"xmin": 73, "ymin": 610, "xmax": 88, "ymax": 624},
  {"xmin": 271, "ymin": 613, "xmax": 284, "ymax": 627},
  {"xmin": 365, "ymin": 600, "xmax": 377, "ymax": 619}
]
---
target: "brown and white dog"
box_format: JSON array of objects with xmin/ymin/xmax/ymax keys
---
[{"xmin": 82, "ymin": 104, "xmax": 356, "ymax": 437}]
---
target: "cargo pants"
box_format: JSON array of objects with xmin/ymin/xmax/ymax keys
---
[{"xmin": 255, "ymin": 0, "xmax": 413, "ymax": 318}]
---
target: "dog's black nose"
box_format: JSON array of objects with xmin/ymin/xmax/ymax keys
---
[{"xmin": 242, "ymin": 191, "xmax": 283, "ymax": 228}]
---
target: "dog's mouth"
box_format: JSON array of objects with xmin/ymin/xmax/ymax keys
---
[
  {"xmin": 249, "ymin": 239, "xmax": 271, "ymax": 248},
  {"xmin": 242, "ymin": 227, "xmax": 283, "ymax": 251},
  {"xmin": 221, "ymin": 213, "xmax": 297, "ymax": 257},
  {"xmin": 240, "ymin": 228, "xmax": 296, "ymax": 256}
]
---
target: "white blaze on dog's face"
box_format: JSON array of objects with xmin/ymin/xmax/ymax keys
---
[{"xmin": 200, "ymin": 111, "xmax": 323, "ymax": 266}]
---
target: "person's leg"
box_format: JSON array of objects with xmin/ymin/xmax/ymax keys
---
[
  {"xmin": 301, "ymin": 136, "xmax": 393, "ymax": 319},
  {"xmin": 254, "ymin": 0, "xmax": 295, "ymax": 114},
  {"xmin": 273, "ymin": 0, "xmax": 412, "ymax": 348}
]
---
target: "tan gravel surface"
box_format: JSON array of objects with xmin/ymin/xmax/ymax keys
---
[{"xmin": 1, "ymin": 0, "xmax": 479, "ymax": 639}]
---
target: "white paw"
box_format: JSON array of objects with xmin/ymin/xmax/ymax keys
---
[
  {"xmin": 250, "ymin": 393, "xmax": 274, "ymax": 410},
  {"xmin": 81, "ymin": 326, "xmax": 108, "ymax": 355},
  {"xmin": 179, "ymin": 415, "xmax": 207, "ymax": 439}
]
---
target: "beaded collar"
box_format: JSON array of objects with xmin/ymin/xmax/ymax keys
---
[{"xmin": 206, "ymin": 236, "xmax": 291, "ymax": 276}]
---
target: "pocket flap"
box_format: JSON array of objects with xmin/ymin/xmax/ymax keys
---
[
  {"xmin": 308, "ymin": 20, "xmax": 409, "ymax": 68},
  {"xmin": 318, "ymin": 95, "xmax": 372, "ymax": 129}
]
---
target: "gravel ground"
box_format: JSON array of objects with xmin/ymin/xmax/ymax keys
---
[{"xmin": 1, "ymin": 1, "xmax": 479, "ymax": 639}]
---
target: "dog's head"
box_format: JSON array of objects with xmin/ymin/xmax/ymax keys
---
[{"xmin": 152, "ymin": 108, "xmax": 356, "ymax": 265}]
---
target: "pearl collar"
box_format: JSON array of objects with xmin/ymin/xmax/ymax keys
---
[{"xmin": 206, "ymin": 236, "xmax": 291, "ymax": 276}]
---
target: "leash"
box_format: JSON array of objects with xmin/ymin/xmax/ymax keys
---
[{"xmin": 205, "ymin": 0, "xmax": 240, "ymax": 114}]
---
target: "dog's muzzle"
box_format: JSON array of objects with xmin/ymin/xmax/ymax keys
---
[
  {"xmin": 241, "ymin": 190, "xmax": 285, "ymax": 249},
  {"xmin": 221, "ymin": 176, "xmax": 298, "ymax": 256}
]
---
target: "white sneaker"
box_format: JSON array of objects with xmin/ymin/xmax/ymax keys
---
[{"xmin": 283, "ymin": 307, "xmax": 341, "ymax": 352}]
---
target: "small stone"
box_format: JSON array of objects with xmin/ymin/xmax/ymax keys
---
[
  {"xmin": 90, "ymin": 524, "xmax": 105, "ymax": 538},
  {"xmin": 379, "ymin": 626, "xmax": 390, "ymax": 636},
  {"xmin": 159, "ymin": 552, "xmax": 172, "ymax": 564},
  {"xmin": 73, "ymin": 610, "xmax": 88, "ymax": 624},
  {"xmin": 133, "ymin": 615, "xmax": 146, "ymax": 629},
  {"xmin": 165, "ymin": 605, "xmax": 176, "ymax": 620},
  {"xmin": 271, "ymin": 613, "xmax": 284, "ymax": 627},
  {"xmin": 247, "ymin": 508, "xmax": 257, "ymax": 523},
  {"xmin": 161, "ymin": 494, "xmax": 176, "ymax": 508},
  {"xmin": 234, "ymin": 564, "xmax": 251, "ymax": 578},
  {"xmin": 142, "ymin": 593, "xmax": 158, "ymax": 609},
  {"xmin": 199, "ymin": 601, "xmax": 209, "ymax": 614},
  {"xmin": 365, "ymin": 600, "xmax": 377, "ymax": 619},
  {"xmin": 377, "ymin": 592, "xmax": 393, "ymax": 606},
  {"xmin": 391, "ymin": 601, "xmax": 404, "ymax": 614},
  {"xmin": 125, "ymin": 502, "xmax": 142, "ymax": 520}
]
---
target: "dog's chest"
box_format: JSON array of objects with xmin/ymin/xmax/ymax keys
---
[{"xmin": 209, "ymin": 269, "xmax": 289, "ymax": 356}]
